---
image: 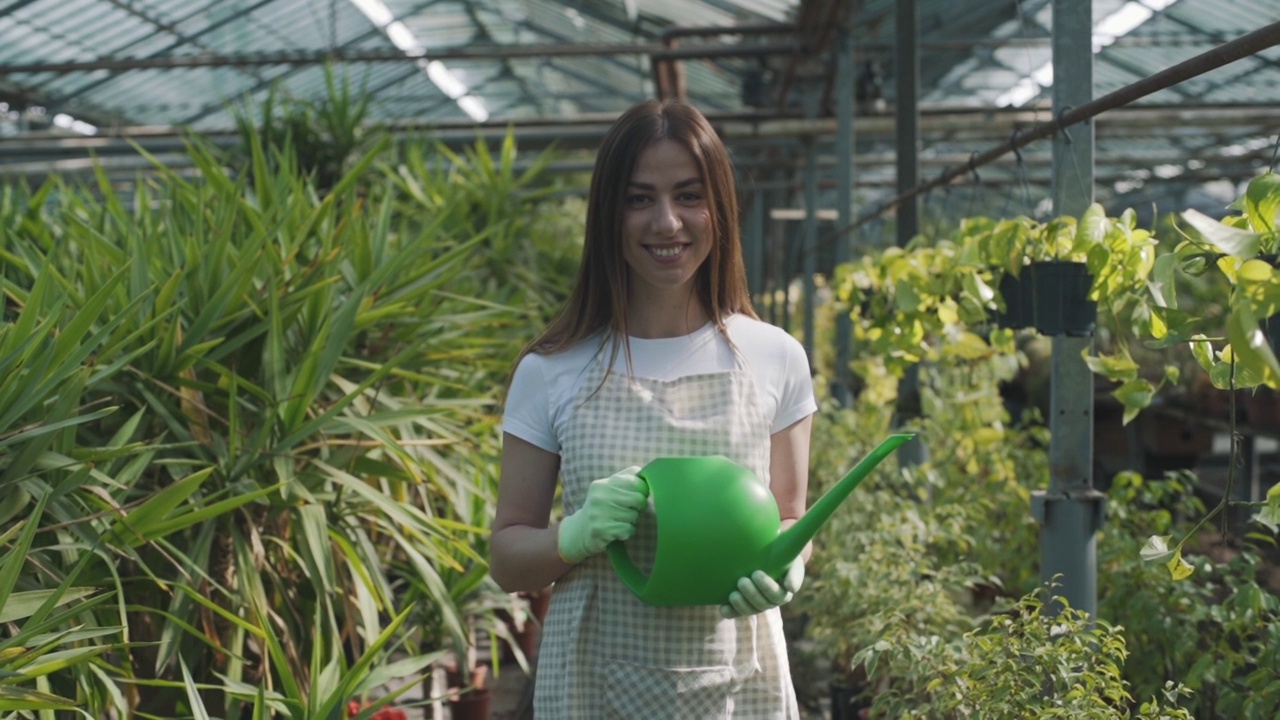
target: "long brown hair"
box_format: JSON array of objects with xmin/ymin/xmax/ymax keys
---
[{"xmin": 520, "ymin": 98, "xmax": 757, "ymax": 367}]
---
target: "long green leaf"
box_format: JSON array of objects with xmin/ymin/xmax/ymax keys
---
[
  {"xmin": 0, "ymin": 589, "xmax": 97, "ymax": 625},
  {"xmin": 137, "ymin": 482, "xmax": 284, "ymax": 543},
  {"xmin": 0, "ymin": 685, "xmax": 78, "ymax": 711},
  {"xmin": 180, "ymin": 657, "xmax": 213, "ymax": 720},
  {"xmin": 0, "ymin": 491, "xmax": 48, "ymax": 617},
  {"xmin": 110, "ymin": 467, "xmax": 215, "ymax": 543}
]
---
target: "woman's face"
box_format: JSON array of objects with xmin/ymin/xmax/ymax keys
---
[{"xmin": 621, "ymin": 139, "xmax": 713, "ymax": 302}]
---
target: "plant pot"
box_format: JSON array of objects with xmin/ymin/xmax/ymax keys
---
[
  {"xmin": 498, "ymin": 587, "xmax": 552, "ymax": 663},
  {"xmin": 995, "ymin": 271, "xmax": 1033, "ymax": 330},
  {"xmin": 1029, "ymin": 260, "xmax": 1096, "ymax": 336},
  {"xmin": 1247, "ymin": 386, "xmax": 1280, "ymax": 429},
  {"xmin": 830, "ymin": 682, "xmax": 871, "ymax": 720},
  {"xmin": 446, "ymin": 663, "xmax": 491, "ymax": 720},
  {"xmin": 1259, "ymin": 256, "xmax": 1280, "ymax": 358},
  {"xmin": 1137, "ymin": 410, "xmax": 1213, "ymax": 457},
  {"xmin": 447, "ymin": 689, "xmax": 491, "ymax": 720}
]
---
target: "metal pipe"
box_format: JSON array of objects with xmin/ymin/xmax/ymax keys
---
[
  {"xmin": 0, "ymin": 42, "xmax": 803, "ymax": 75},
  {"xmin": 5, "ymin": 103, "xmax": 1272, "ymax": 146},
  {"xmin": 660, "ymin": 22, "xmax": 795, "ymax": 41},
  {"xmin": 895, "ymin": 0, "xmax": 920, "ymax": 247},
  {"xmin": 833, "ymin": 20, "xmax": 856, "ymax": 406},
  {"xmin": 836, "ymin": 20, "xmax": 1280, "ymax": 235}
]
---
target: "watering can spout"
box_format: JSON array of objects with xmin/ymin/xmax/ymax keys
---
[
  {"xmin": 608, "ymin": 432, "xmax": 916, "ymax": 606},
  {"xmin": 764, "ymin": 433, "xmax": 916, "ymax": 570}
]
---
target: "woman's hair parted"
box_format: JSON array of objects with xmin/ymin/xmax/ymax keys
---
[{"xmin": 521, "ymin": 98, "xmax": 757, "ymax": 365}]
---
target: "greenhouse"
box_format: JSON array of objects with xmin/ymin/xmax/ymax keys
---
[{"xmin": 2, "ymin": 0, "xmax": 1279, "ymax": 718}]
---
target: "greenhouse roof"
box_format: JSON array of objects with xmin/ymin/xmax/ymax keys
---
[{"xmin": 1, "ymin": 0, "xmax": 1277, "ymax": 217}]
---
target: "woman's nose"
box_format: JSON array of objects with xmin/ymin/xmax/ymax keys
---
[{"xmin": 653, "ymin": 198, "xmax": 682, "ymax": 235}]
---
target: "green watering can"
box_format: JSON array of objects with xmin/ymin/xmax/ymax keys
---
[{"xmin": 606, "ymin": 433, "xmax": 916, "ymax": 607}]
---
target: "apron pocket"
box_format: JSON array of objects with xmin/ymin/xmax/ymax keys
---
[{"xmin": 603, "ymin": 660, "xmax": 733, "ymax": 720}]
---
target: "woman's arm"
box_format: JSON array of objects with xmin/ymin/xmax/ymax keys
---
[
  {"xmin": 489, "ymin": 433, "xmax": 573, "ymax": 592},
  {"xmin": 769, "ymin": 413, "xmax": 815, "ymax": 562}
]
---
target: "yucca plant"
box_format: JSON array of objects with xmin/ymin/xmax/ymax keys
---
[
  {"xmin": 1, "ymin": 102, "xmax": 579, "ymax": 717},
  {"xmin": 0, "ymin": 257, "xmax": 157, "ymax": 715}
]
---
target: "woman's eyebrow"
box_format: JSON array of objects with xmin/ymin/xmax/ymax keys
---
[{"xmin": 626, "ymin": 178, "xmax": 704, "ymax": 190}]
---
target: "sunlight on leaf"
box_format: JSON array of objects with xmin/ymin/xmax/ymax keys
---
[
  {"xmin": 1183, "ymin": 208, "xmax": 1260, "ymax": 258},
  {"xmin": 1140, "ymin": 535, "xmax": 1176, "ymax": 564}
]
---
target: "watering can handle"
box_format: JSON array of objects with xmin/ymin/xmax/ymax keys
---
[
  {"xmin": 605, "ymin": 469, "xmax": 652, "ymax": 596},
  {"xmin": 606, "ymin": 541, "xmax": 650, "ymax": 595}
]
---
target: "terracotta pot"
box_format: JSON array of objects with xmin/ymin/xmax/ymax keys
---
[
  {"xmin": 447, "ymin": 689, "xmax": 491, "ymax": 720},
  {"xmin": 499, "ymin": 587, "xmax": 552, "ymax": 663}
]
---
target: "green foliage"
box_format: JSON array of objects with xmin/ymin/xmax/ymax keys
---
[
  {"xmin": 1099, "ymin": 471, "xmax": 1280, "ymax": 719},
  {"xmin": 804, "ymin": 193, "xmax": 1280, "ymax": 715},
  {"xmin": 1172, "ymin": 173, "xmax": 1280, "ymax": 393},
  {"xmin": 855, "ymin": 588, "xmax": 1194, "ymax": 719},
  {"xmin": 799, "ymin": 335, "xmax": 1046, "ymax": 692},
  {"xmin": 0, "ymin": 92, "xmax": 582, "ymax": 717},
  {"xmin": 232, "ymin": 65, "xmax": 377, "ymax": 192}
]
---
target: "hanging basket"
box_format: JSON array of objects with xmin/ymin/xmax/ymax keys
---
[
  {"xmin": 1029, "ymin": 260, "xmax": 1096, "ymax": 336},
  {"xmin": 995, "ymin": 271, "xmax": 1033, "ymax": 330}
]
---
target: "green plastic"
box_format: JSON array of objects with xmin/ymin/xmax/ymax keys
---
[{"xmin": 607, "ymin": 433, "xmax": 915, "ymax": 607}]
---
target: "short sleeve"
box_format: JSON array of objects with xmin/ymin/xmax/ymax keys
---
[
  {"xmin": 501, "ymin": 353, "xmax": 560, "ymax": 454},
  {"xmin": 772, "ymin": 334, "xmax": 817, "ymax": 434}
]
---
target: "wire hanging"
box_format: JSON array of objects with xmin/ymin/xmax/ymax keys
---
[
  {"xmin": 965, "ymin": 151, "xmax": 984, "ymax": 219},
  {"xmin": 1057, "ymin": 105, "xmax": 1093, "ymax": 213},
  {"xmin": 1002, "ymin": 128, "xmax": 1036, "ymax": 221}
]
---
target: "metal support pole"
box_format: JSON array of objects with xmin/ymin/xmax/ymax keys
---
[
  {"xmin": 1036, "ymin": 0, "xmax": 1104, "ymax": 620},
  {"xmin": 894, "ymin": 0, "xmax": 920, "ymax": 247},
  {"xmin": 893, "ymin": 0, "xmax": 927, "ymax": 466},
  {"xmin": 746, "ymin": 184, "xmax": 765, "ymax": 298},
  {"xmin": 834, "ymin": 21, "xmax": 856, "ymax": 405},
  {"xmin": 774, "ymin": 188, "xmax": 791, "ymax": 331},
  {"xmin": 802, "ymin": 130, "xmax": 820, "ymax": 368}
]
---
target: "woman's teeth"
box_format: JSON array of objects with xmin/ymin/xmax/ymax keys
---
[{"xmin": 650, "ymin": 245, "xmax": 685, "ymax": 258}]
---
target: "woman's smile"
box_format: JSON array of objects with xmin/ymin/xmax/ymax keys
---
[{"xmin": 646, "ymin": 243, "xmax": 691, "ymax": 261}]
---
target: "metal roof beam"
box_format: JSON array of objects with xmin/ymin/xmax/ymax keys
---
[
  {"xmin": 0, "ymin": 42, "xmax": 799, "ymax": 75},
  {"xmin": 48, "ymin": 0, "xmax": 282, "ymax": 107},
  {"xmin": 171, "ymin": 0, "xmax": 465, "ymax": 126}
]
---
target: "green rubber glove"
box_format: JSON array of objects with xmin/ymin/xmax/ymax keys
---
[
  {"xmin": 557, "ymin": 466, "xmax": 649, "ymax": 564},
  {"xmin": 719, "ymin": 557, "xmax": 805, "ymax": 619}
]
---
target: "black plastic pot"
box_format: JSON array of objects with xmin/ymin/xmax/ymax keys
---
[
  {"xmin": 1264, "ymin": 313, "xmax": 1280, "ymax": 360},
  {"xmin": 995, "ymin": 271, "xmax": 1033, "ymax": 330},
  {"xmin": 830, "ymin": 683, "xmax": 872, "ymax": 720},
  {"xmin": 1029, "ymin": 260, "xmax": 1096, "ymax": 336},
  {"xmin": 1260, "ymin": 255, "xmax": 1280, "ymax": 358}
]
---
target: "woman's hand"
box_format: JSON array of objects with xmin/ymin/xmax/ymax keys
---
[
  {"xmin": 719, "ymin": 558, "xmax": 805, "ymax": 619},
  {"xmin": 557, "ymin": 466, "xmax": 649, "ymax": 564}
]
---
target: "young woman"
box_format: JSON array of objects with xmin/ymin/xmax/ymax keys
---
[{"xmin": 490, "ymin": 98, "xmax": 816, "ymax": 718}]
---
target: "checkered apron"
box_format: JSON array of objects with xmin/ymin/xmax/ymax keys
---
[{"xmin": 533, "ymin": 336, "xmax": 800, "ymax": 719}]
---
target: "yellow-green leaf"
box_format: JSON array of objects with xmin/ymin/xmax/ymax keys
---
[{"xmin": 1166, "ymin": 549, "xmax": 1195, "ymax": 581}]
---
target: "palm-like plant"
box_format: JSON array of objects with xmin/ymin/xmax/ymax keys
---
[{"xmin": 1, "ymin": 92, "xmax": 581, "ymax": 717}]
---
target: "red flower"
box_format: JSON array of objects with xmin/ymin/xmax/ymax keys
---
[{"xmin": 346, "ymin": 700, "xmax": 406, "ymax": 720}]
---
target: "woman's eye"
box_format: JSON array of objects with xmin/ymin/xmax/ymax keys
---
[{"xmin": 626, "ymin": 194, "xmax": 651, "ymax": 206}]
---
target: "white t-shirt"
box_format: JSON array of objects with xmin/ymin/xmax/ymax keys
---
[{"xmin": 502, "ymin": 314, "xmax": 817, "ymax": 454}]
